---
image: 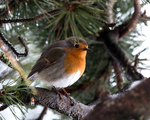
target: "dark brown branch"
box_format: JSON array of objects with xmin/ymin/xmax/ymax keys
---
[
  {"xmin": 114, "ymin": 62, "xmax": 123, "ymax": 90},
  {"xmin": 98, "ymin": 29, "xmax": 144, "ymax": 81},
  {"xmin": 0, "ymin": 9, "xmax": 62, "ymax": 24},
  {"xmin": 6, "ymin": 0, "xmax": 11, "ymax": 15},
  {"xmin": 84, "ymin": 78, "xmax": 150, "ymax": 120},
  {"xmin": 119, "ymin": 0, "xmax": 141, "ymax": 39},
  {"xmin": 140, "ymin": 10, "xmax": 150, "ymax": 20},
  {"xmin": 17, "ymin": 37, "xmax": 28, "ymax": 57},
  {"xmin": 36, "ymin": 107, "xmax": 48, "ymax": 120},
  {"xmin": 0, "ymin": 30, "xmax": 28, "ymax": 57},
  {"xmin": 134, "ymin": 54, "xmax": 139, "ymax": 69}
]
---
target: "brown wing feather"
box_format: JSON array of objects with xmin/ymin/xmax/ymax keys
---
[{"xmin": 28, "ymin": 47, "xmax": 66, "ymax": 78}]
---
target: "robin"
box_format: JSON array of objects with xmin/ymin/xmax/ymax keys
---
[{"xmin": 28, "ymin": 37, "xmax": 91, "ymax": 102}]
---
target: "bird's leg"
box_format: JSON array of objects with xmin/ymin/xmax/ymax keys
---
[
  {"xmin": 52, "ymin": 86, "xmax": 62, "ymax": 99},
  {"xmin": 62, "ymin": 88, "xmax": 74, "ymax": 104},
  {"xmin": 52, "ymin": 86, "xmax": 74, "ymax": 104}
]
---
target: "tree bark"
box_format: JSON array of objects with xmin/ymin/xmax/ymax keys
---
[{"xmin": 84, "ymin": 78, "xmax": 150, "ymax": 120}]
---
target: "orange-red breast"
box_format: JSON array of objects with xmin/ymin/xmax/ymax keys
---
[{"xmin": 28, "ymin": 37, "xmax": 91, "ymax": 92}]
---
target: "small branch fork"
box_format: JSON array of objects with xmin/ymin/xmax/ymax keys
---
[
  {"xmin": 140, "ymin": 10, "xmax": 150, "ymax": 20},
  {"xmin": 0, "ymin": 30, "xmax": 28, "ymax": 57}
]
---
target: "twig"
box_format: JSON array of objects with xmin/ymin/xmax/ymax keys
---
[
  {"xmin": 119, "ymin": 0, "xmax": 141, "ymax": 39},
  {"xmin": 36, "ymin": 107, "xmax": 48, "ymax": 120},
  {"xmin": 134, "ymin": 54, "xmax": 139, "ymax": 69},
  {"xmin": 140, "ymin": 10, "xmax": 150, "ymax": 20},
  {"xmin": 6, "ymin": 0, "xmax": 11, "ymax": 15},
  {"xmin": 0, "ymin": 9, "xmax": 62, "ymax": 24},
  {"xmin": 17, "ymin": 37, "xmax": 28, "ymax": 57},
  {"xmin": 0, "ymin": 30, "xmax": 28, "ymax": 57}
]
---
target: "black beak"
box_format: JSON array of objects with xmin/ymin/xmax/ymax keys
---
[{"xmin": 82, "ymin": 48, "xmax": 92, "ymax": 52}]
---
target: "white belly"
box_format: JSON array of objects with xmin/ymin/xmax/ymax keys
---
[{"xmin": 38, "ymin": 71, "xmax": 81, "ymax": 88}]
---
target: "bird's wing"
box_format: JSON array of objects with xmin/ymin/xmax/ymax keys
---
[{"xmin": 28, "ymin": 47, "xmax": 66, "ymax": 78}]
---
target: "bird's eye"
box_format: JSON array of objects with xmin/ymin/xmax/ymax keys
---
[{"xmin": 75, "ymin": 44, "xmax": 79, "ymax": 48}]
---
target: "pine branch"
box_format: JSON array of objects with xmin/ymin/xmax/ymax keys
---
[
  {"xmin": 0, "ymin": 9, "xmax": 62, "ymax": 24},
  {"xmin": 140, "ymin": 10, "xmax": 150, "ymax": 20}
]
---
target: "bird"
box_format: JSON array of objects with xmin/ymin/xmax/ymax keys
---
[{"xmin": 28, "ymin": 37, "xmax": 91, "ymax": 102}]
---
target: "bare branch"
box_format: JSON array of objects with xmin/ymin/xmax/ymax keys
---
[
  {"xmin": 140, "ymin": 10, "xmax": 150, "ymax": 20},
  {"xmin": 85, "ymin": 78, "xmax": 150, "ymax": 120},
  {"xmin": 119, "ymin": 0, "xmax": 141, "ymax": 39},
  {"xmin": 17, "ymin": 37, "xmax": 28, "ymax": 57}
]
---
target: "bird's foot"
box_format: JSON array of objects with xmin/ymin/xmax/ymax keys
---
[
  {"xmin": 52, "ymin": 86, "xmax": 74, "ymax": 105},
  {"xmin": 62, "ymin": 88, "xmax": 74, "ymax": 105},
  {"xmin": 52, "ymin": 86, "xmax": 62, "ymax": 99}
]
